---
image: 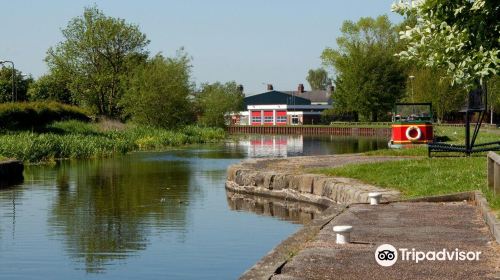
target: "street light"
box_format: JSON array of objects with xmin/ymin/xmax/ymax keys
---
[
  {"xmin": 0, "ymin": 60, "xmax": 16, "ymax": 102},
  {"xmin": 409, "ymin": 75, "xmax": 415, "ymax": 103}
]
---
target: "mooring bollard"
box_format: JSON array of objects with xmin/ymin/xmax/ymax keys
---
[
  {"xmin": 333, "ymin": 225, "xmax": 353, "ymax": 244},
  {"xmin": 368, "ymin": 192, "xmax": 382, "ymax": 205}
]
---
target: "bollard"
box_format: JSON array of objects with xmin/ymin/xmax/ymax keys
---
[
  {"xmin": 368, "ymin": 192, "xmax": 382, "ymax": 205},
  {"xmin": 333, "ymin": 225, "xmax": 353, "ymax": 244}
]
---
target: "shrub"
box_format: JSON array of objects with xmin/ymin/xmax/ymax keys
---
[{"xmin": 0, "ymin": 102, "xmax": 90, "ymax": 130}]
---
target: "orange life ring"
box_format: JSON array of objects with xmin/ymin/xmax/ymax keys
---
[{"xmin": 405, "ymin": 126, "xmax": 422, "ymax": 141}]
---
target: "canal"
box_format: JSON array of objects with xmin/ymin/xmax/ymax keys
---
[{"xmin": 0, "ymin": 135, "xmax": 386, "ymax": 280}]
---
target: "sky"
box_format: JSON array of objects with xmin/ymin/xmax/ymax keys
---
[{"xmin": 0, "ymin": 0, "xmax": 402, "ymax": 94}]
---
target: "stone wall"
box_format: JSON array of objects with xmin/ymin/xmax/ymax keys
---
[{"xmin": 226, "ymin": 162, "xmax": 400, "ymax": 206}]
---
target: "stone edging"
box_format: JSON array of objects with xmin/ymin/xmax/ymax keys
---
[
  {"xmin": 226, "ymin": 163, "xmax": 401, "ymax": 206},
  {"xmin": 473, "ymin": 191, "xmax": 500, "ymax": 243},
  {"xmin": 239, "ymin": 204, "xmax": 347, "ymax": 280}
]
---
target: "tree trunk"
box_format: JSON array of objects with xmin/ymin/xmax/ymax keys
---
[{"xmin": 371, "ymin": 111, "xmax": 378, "ymax": 122}]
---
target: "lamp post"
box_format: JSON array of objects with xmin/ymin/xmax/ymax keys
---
[
  {"xmin": 0, "ymin": 60, "xmax": 16, "ymax": 102},
  {"xmin": 409, "ymin": 75, "xmax": 415, "ymax": 103},
  {"xmin": 409, "ymin": 75, "xmax": 415, "ymax": 115}
]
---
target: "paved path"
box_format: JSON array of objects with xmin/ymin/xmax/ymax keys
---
[
  {"xmin": 272, "ymin": 202, "xmax": 500, "ymax": 280},
  {"xmin": 244, "ymin": 154, "xmax": 415, "ymax": 174}
]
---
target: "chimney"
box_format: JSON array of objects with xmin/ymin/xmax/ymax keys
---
[
  {"xmin": 237, "ymin": 84, "xmax": 244, "ymax": 93},
  {"xmin": 298, "ymin": 84, "xmax": 305, "ymax": 93},
  {"xmin": 267, "ymin": 84, "xmax": 273, "ymax": 91}
]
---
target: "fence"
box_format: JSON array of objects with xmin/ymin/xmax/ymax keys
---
[
  {"xmin": 227, "ymin": 125, "xmax": 391, "ymax": 137},
  {"xmin": 487, "ymin": 152, "xmax": 500, "ymax": 196}
]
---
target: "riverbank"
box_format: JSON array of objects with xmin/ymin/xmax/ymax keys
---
[
  {"xmin": 227, "ymin": 155, "xmax": 500, "ymax": 279},
  {"xmin": 0, "ymin": 120, "xmax": 226, "ymax": 163}
]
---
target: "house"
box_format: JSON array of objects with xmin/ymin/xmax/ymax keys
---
[{"xmin": 234, "ymin": 84, "xmax": 333, "ymax": 126}]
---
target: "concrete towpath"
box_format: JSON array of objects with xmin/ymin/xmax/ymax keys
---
[
  {"xmin": 271, "ymin": 201, "xmax": 500, "ymax": 280},
  {"xmin": 243, "ymin": 154, "xmax": 415, "ymax": 174}
]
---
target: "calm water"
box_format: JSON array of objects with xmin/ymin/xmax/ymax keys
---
[{"xmin": 0, "ymin": 135, "xmax": 386, "ymax": 280}]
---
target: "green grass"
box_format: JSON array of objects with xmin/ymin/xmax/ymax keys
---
[
  {"xmin": 0, "ymin": 120, "xmax": 226, "ymax": 163},
  {"xmin": 313, "ymin": 126, "xmax": 500, "ymax": 211},
  {"xmin": 314, "ymin": 157, "xmax": 500, "ymax": 211}
]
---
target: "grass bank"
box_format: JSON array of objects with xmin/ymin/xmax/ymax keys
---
[
  {"xmin": 314, "ymin": 126, "xmax": 500, "ymax": 211},
  {"xmin": 0, "ymin": 120, "xmax": 226, "ymax": 163}
]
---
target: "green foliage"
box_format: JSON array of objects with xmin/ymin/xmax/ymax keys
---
[
  {"xmin": 122, "ymin": 53, "xmax": 194, "ymax": 129},
  {"xmin": 407, "ymin": 67, "xmax": 465, "ymax": 122},
  {"xmin": 321, "ymin": 15, "xmax": 406, "ymax": 121},
  {"xmin": 392, "ymin": 0, "xmax": 499, "ymax": 87},
  {"xmin": 28, "ymin": 73, "xmax": 72, "ymax": 104},
  {"xmin": 306, "ymin": 68, "xmax": 330, "ymax": 90},
  {"xmin": 0, "ymin": 102, "xmax": 90, "ymax": 130},
  {"xmin": 45, "ymin": 5, "xmax": 150, "ymax": 117},
  {"xmin": 0, "ymin": 66, "xmax": 33, "ymax": 102},
  {"xmin": 0, "ymin": 120, "xmax": 225, "ymax": 162},
  {"xmin": 196, "ymin": 81, "xmax": 244, "ymax": 127}
]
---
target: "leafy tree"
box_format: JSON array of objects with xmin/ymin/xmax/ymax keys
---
[
  {"xmin": 28, "ymin": 73, "xmax": 73, "ymax": 104},
  {"xmin": 121, "ymin": 53, "xmax": 193, "ymax": 129},
  {"xmin": 45, "ymin": 6, "xmax": 150, "ymax": 117},
  {"xmin": 321, "ymin": 16, "xmax": 406, "ymax": 121},
  {"xmin": 196, "ymin": 81, "xmax": 244, "ymax": 127},
  {"xmin": 306, "ymin": 68, "xmax": 330, "ymax": 90},
  {"xmin": 392, "ymin": 0, "xmax": 499, "ymax": 87},
  {"xmin": 0, "ymin": 66, "xmax": 33, "ymax": 102}
]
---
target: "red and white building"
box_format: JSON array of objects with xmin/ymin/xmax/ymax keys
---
[{"xmin": 234, "ymin": 84, "xmax": 333, "ymax": 126}]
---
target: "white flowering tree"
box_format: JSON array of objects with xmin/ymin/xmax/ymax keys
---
[{"xmin": 392, "ymin": 0, "xmax": 499, "ymax": 88}]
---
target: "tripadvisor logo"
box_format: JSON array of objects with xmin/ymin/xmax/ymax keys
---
[{"xmin": 375, "ymin": 244, "xmax": 482, "ymax": 267}]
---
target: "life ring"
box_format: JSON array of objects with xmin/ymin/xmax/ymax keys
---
[{"xmin": 405, "ymin": 126, "xmax": 422, "ymax": 141}]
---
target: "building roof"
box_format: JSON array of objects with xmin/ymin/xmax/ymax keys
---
[
  {"xmin": 244, "ymin": 90, "xmax": 311, "ymax": 107},
  {"xmin": 282, "ymin": 90, "xmax": 332, "ymax": 104}
]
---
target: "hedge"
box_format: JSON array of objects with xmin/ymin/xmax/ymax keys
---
[{"xmin": 0, "ymin": 102, "xmax": 90, "ymax": 130}]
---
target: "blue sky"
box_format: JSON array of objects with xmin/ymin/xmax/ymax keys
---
[{"xmin": 0, "ymin": 0, "xmax": 402, "ymax": 94}]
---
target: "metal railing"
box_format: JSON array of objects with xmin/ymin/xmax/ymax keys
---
[{"xmin": 487, "ymin": 152, "xmax": 500, "ymax": 196}]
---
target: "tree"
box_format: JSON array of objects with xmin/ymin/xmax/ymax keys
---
[
  {"xmin": 45, "ymin": 6, "xmax": 150, "ymax": 117},
  {"xmin": 392, "ymin": 0, "xmax": 499, "ymax": 87},
  {"xmin": 28, "ymin": 73, "xmax": 73, "ymax": 104},
  {"xmin": 0, "ymin": 66, "xmax": 33, "ymax": 102},
  {"xmin": 306, "ymin": 68, "xmax": 330, "ymax": 90},
  {"xmin": 321, "ymin": 16, "xmax": 406, "ymax": 121},
  {"xmin": 196, "ymin": 82, "xmax": 244, "ymax": 127},
  {"xmin": 121, "ymin": 53, "xmax": 193, "ymax": 129}
]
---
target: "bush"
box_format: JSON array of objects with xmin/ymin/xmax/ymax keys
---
[{"xmin": 0, "ymin": 102, "xmax": 90, "ymax": 130}]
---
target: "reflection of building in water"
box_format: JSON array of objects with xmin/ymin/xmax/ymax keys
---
[{"xmin": 238, "ymin": 135, "xmax": 303, "ymax": 158}]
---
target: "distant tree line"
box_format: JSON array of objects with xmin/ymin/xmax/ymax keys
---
[{"xmin": 0, "ymin": 6, "xmax": 243, "ymax": 128}]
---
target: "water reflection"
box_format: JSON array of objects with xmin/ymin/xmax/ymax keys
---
[
  {"xmin": 0, "ymin": 136, "xmax": 387, "ymax": 279},
  {"xmin": 226, "ymin": 190, "xmax": 327, "ymax": 225},
  {"xmin": 233, "ymin": 134, "xmax": 386, "ymax": 157},
  {"xmin": 46, "ymin": 156, "xmax": 192, "ymax": 273}
]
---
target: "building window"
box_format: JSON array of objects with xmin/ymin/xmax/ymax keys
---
[
  {"xmin": 264, "ymin": 116, "xmax": 274, "ymax": 123},
  {"xmin": 252, "ymin": 116, "xmax": 262, "ymax": 123},
  {"xmin": 291, "ymin": 115, "xmax": 300, "ymax": 125},
  {"xmin": 276, "ymin": 116, "xmax": 287, "ymax": 123}
]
